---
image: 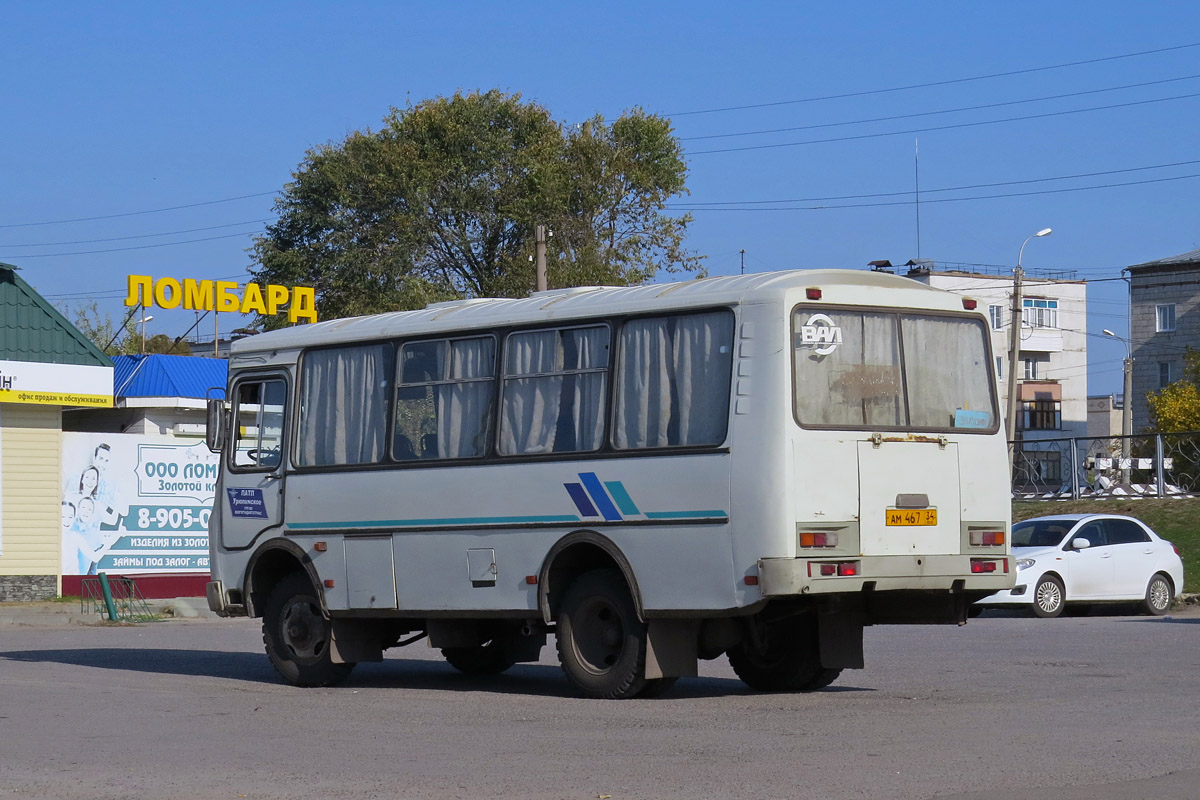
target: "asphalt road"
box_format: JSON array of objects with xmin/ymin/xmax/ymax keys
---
[{"xmin": 0, "ymin": 609, "xmax": 1197, "ymax": 800}]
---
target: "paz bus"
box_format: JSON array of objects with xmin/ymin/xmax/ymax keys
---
[{"xmin": 204, "ymin": 269, "xmax": 1013, "ymax": 698}]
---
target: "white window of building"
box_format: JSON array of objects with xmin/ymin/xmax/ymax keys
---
[
  {"xmin": 995, "ymin": 356, "xmax": 1004, "ymax": 380},
  {"xmin": 1023, "ymin": 358, "xmax": 1038, "ymax": 381},
  {"xmin": 1022, "ymin": 298, "xmax": 1058, "ymax": 329},
  {"xmin": 1156, "ymin": 304, "xmax": 1176, "ymax": 332},
  {"xmin": 988, "ymin": 304, "xmax": 1004, "ymax": 330}
]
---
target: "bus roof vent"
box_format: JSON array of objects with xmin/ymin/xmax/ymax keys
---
[{"xmin": 530, "ymin": 286, "xmax": 612, "ymax": 298}]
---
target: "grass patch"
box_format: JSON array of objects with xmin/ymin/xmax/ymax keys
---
[{"xmin": 1014, "ymin": 498, "xmax": 1200, "ymax": 593}]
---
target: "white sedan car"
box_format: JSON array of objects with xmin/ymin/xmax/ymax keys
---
[{"xmin": 975, "ymin": 514, "xmax": 1184, "ymax": 618}]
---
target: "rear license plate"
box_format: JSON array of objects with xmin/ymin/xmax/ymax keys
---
[{"xmin": 886, "ymin": 509, "xmax": 937, "ymax": 526}]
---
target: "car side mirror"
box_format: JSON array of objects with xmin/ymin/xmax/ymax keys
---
[
  {"xmin": 205, "ymin": 397, "xmax": 227, "ymax": 453},
  {"xmin": 1071, "ymin": 537, "xmax": 1091, "ymax": 550}
]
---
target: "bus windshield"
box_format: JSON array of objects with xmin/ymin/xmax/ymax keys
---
[{"xmin": 793, "ymin": 309, "xmax": 996, "ymax": 432}]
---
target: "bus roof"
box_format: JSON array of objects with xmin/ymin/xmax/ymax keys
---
[{"xmin": 232, "ymin": 268, "xmax": 963, "ymax": 355}]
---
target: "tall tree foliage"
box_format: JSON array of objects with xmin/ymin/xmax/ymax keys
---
[{"xmin": 251, "ymin": 90, "xmax": 702, "ymax": 326}]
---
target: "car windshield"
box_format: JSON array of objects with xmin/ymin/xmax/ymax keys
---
[{"xmin": 1011, "ymin": 520, "xmax": 1071, "ymax": 548}]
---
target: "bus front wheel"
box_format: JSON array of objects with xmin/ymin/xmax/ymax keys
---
[
  {"xmin": 728, "ymin": 613, "xmax": 841, "ymax": 692},
  {"xmin": 262, "ymin": 572, "xmax": 355, "ymax": 687},
  {"xmin": 556, "ymin": 568, "xmax": 656, "ymax": 699}
]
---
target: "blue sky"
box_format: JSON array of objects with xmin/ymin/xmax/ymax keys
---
[{"xmin": 4, "ymin": 1, "xmax": 1199, "ymax": 395}]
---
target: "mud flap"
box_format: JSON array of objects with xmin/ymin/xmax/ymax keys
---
[
  {"xmin": 818, "ymin": 611, "xmax": 865, "ymax": 670},
  {"xmin": 330, "ymin": 619, "xmax": 383, "ymax": 663},
  {"xmin": 645, "ymin": 619, "xmax": 699, "ymax": 679}
]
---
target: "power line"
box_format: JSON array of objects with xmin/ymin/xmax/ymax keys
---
[
  {"xmin": 686, "ymin": 91, "xmax": 1200, "ymax": 155},
  {"xmin": 668, "ymin": 172, "xmax": 1200, "ymax": 211},
  {"xmin": 0, "ymin": 230, "xmax": 258, "ymax": 259},
  {"xmin": 681, "ymin": 73, "xmax": 1200, "ymax": 141},
  {"xmin": 679, "ymin": 158, "xmax": 1200, "ymax": 207},
  {"xmin": 1, "ymin": 219, "xmax": 273, "ymax": 248},
  {"xmin": 0, "ymin": 191, "xmax": 277, "ymax": 229},
  {"xmin": 665, "ymin": 41, "xmax": 1200, "ymax": 117}
]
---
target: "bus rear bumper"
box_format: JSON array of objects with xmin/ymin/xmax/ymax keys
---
[{"xmin": 758, "ymin": 555, "xmax": 1014, "ymax": 596}]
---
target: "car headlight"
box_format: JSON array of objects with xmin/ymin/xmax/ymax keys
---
[{"xmin": 1015, "ymin": 558, "xmax": 1036, "ymax": 571}]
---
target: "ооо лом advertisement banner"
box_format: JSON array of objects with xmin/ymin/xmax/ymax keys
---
[{"xmin": 62, "ymin": 433, "xmax": 216, "ymax": 575}]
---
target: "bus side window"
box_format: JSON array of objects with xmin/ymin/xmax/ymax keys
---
[
  {"xmin": 296, "ymin": 343, "xmax": 394, "ymax": 467},
  {"xmin": 500, "ymin": 325, "xmax": 609, "ymax": 456},
  {"xmin": 394, "ymin": 336, "xmax": 496, "ymax": 461},
  {"xmin": 614, "ymin": 311, "xmax": 734, "ymax": 449}
]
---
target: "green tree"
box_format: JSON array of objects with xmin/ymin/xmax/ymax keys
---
[
  {"xmin": 59, "ymin": 302, "xmax": 190, "ymax": 356},
  {"xmin": 1147, "ymin": 348, "xmax": 1200, "ymax": 431},
  {"xmin": 251, "ymin": 90, "xmax": 702, "ymax": 327}
]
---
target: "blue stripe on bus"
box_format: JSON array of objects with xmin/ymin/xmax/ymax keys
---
[
  {"xmin": 644, "ymin": 510, "xmax": 729, "ymax": 519},
  {"xmin": 578, "ymin": 472, "xmax": 622, "ymax": 521},
  {"xmin": 564, "ymin": 483, "xmax": 598, "ymax": 517},
  {"xmin": 288, "ymin": 514, "xmax": 581, "ymax": 530},
  {"xmin": 604, "ymin": 481, "xmax": 641, "ymax": 516}
]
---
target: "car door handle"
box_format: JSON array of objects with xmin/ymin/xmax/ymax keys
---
[{"xmin": 1100, "ymin": 552, "xmax": 1112, "ymax": 558}]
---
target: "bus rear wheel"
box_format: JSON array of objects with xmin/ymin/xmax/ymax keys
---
[
  {"xmin": 728, "ymin": 614, "xmax": 841, "ymax": 692},
  {"xmin": 262, "ymin": 572, "xmax": 354, "ymax": 687},
  {"xmin": 557, "ymin": 568, "xmax": 653, "ymax": 699}
]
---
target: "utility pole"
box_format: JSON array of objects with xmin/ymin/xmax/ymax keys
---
[
  {"xmin": 1004, "ymin": 263, "xmax": 1025, "ymax": 471},
  {"xmin": 739, "ymin": 249, "xmax": 745, "ymax": 275},
  {"xmin": 1006, "ymin": 228, "xmax": 1053, "ymax": 474},
  {"xmin": 535, "ymin": 224, "xmax": 548, "ymax": 292}
]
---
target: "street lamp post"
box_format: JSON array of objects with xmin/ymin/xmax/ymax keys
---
[
  {"xmin": 1006, "ymin": 228, "xmax": 1053, "ymax": 474},
  {"xmin": 1103, "ymin": 328, "xmax": 1134, "ymax": 484}
]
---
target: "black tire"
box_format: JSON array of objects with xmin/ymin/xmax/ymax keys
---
[
  {"xmin": 1144, "ymin": 573, "xmax": 1173, "ymax": 616},
  {"xmin": 1032, "ymin": 575, "xmax": 1065, "ymax": 618},
  {"xmin": 556, "ymin": 568, "xmax": 651, "ymax": 699},
  {"xmin": 727, "ymin": 614, "xmax": 842, "ymax": 692},
  {"xmin": 442, "ymin": 637, "xmax": 519, "ymax": 675},
  {"xmin": 262, "ymin": 572, "xmax": 354, "ymax": 687},
  {"xmin": 967, "ymin": 606, "xmax": 984, "ymax": 618}
]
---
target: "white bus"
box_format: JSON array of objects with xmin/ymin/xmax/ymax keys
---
[{"xmin": 205, "ymin": 269, "xmax": 1013, "ymax": 698}]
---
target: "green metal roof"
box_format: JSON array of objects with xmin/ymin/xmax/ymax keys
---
[{"xmin": 0, "ymin": 263, "xmax": 111, "ymax": 367}]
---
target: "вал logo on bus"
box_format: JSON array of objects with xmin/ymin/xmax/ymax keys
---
[{"xmin": 799, "ymin": 313, "xmax": 842, "ymax": 356}]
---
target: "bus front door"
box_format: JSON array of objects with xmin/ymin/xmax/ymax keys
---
[{"xmin": 220, "ymin": 375, "xmax": 288, "ymax": 549}]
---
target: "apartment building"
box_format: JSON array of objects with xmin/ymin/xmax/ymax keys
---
[{"xmin": 1127, "ymin": 248, "xmax": 1200, "ymax": 432}]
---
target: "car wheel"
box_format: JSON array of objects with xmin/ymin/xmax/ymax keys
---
[
  {"xmin": 442, "ymin": 637, "xmax": 519, "ymax": 675},
  {"xmin": 262, "ymin": 572, "xmax": 355, "ymax": 687},
  {"xmin": 556, "ymin": 568, "xmax": 651, "ymax": 699},
  {"xmin": 727, "ymin": 613, "xmax": 841, "ymax": 691},
  {"xmin": 1032, "ymin": 575, "xmax": 1065, "ymax": 618},
  {"xmin": 1143, "ymin": 574, "xmax": 1173, "ymax": 616}
]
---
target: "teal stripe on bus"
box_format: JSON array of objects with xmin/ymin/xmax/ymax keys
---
[
  {"xmin": 288, "ymin": 514, "xmax": 581, "ymax": 530},
  {"xmin": 644, "ymin": 510, "xmax": 729, "ymax": 519}
]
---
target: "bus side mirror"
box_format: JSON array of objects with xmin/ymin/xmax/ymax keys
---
[{"xmin": 206, "ymin": 398, "xmax": 227, "ymax": 453}]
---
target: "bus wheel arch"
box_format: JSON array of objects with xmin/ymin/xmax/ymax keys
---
[
  {"xmin": 539, "ymin": 531, "xmax": 644, "ymax": 626},
  {"xmin": 245, "ymin": 540, "xmax": 322, "ymax": 619}
]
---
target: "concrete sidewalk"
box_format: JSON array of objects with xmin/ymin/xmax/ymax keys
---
[{"xmin": 0, "ymin": 596, "xmax": 219, "ymax": 628}]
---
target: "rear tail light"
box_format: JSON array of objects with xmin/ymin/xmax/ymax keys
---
[
  {"xmin": 810, "ymin": 561, "xmax": 860, "ymax": 577},
  {"xmin": 970, "ymin": 559, "xmax": 998, "ymax": 574},
  {"xmin": 1169, "ymin": 542, "xmax": 1180, "ymax": 556},
  {"xmin": 969, "ymin": 530, "xmax": 1005, "ymax": 546},
  {"xmin": 799, "ymin": 531, "xmax": 838, "ymax": 548}
]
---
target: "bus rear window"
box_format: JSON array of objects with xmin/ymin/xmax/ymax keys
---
[{"xmin": 793, "ymin": 309, "xmax": 996, "ymax": 432}]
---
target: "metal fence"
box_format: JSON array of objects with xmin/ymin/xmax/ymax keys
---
[{"xmin": 1011, "ymin": 431, "xmax": 1200, "ymax": 500}]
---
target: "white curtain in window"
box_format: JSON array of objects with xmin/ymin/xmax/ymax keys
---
[
  {"xmin": 901, "ymin": 317, "xmax": 993, "ymax": 429},
  {"xmin": 298, "ymin": 344, "xmax": 392, "ymax": 465},
  {"xmin": 500, "ymin": 327, "xmax": 608, "ymax": 455},
  {"xmin": 615, "ymin": 312, "xmax": 733, "ymax": 449},
  {"xmin": 795, "ymin": 312, "xmax": 903, "ymax": 427},
  {"xmin": 435, "ymin": 337, "xmax": 495, "ymax": 458}
]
